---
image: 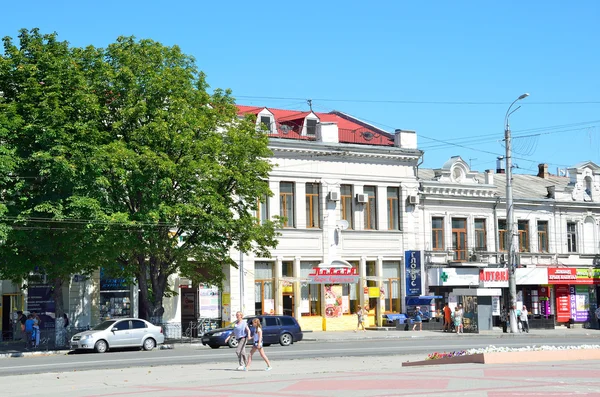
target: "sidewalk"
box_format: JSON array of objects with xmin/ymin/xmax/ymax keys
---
[{"xmin": 1, "ymin": 326, "xmax": 597, "ymax": 359}]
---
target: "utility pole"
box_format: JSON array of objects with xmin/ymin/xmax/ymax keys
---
[{"xmin": 505, "ymin": 93, "xmax": 529, "ymax": 333}]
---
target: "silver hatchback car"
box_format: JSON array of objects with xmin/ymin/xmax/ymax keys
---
[{"xmin": 70, "ymin": 318, "xmax": 164, "ymax": 353}]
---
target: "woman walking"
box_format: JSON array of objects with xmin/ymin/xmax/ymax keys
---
[
  {"xmin": 246, "ymin": 318, "xmax": 272, "ymax": 371},
  {"xmin": 354, "ymin": 305, "xmax": 366, "ymax": 332},
  {"xmin": 412, "ymin": 306, "xmax": 423, "ymax": 331},
  {"xmin": 225, "ymin": 311, "xmax": 251, "ymax": 371},
  {"xmin": 452, "ymin": 306, "xmax": 463, "ymax": 334}
]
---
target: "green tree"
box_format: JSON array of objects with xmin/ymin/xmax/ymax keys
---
[
  {"xmin": 0, "ymin": 28, "xmax": 107, "ymax": 319},
  {"xmin": 87, "ymin": 37, "xmax": 279, "ymax": 320}
]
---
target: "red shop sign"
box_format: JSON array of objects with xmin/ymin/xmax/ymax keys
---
[{"xmin": 555, "ymin": 285, "xmax": 571, "ymax": 322}]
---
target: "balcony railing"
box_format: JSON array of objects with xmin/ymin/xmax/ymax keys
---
[{"xmin": 338, "ymin": 128, "xmax": 394, "ymax": 146}]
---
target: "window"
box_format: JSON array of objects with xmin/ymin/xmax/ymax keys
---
[
  {"xmin": 306, "ymin": 119, "xmax": 317, "ymax": 136},
  {"xmin": 305, "ymin": 183, "xmax": 320, "ymax": 228},
  {"xmin": 387, "ymin": 187, "xmax": 399, "ymax": 230},
  {"xmin": 363, "ymin": 186, "xmax": 377, "ymax": 230},
  {"xmin": 114, "ymin": 321, "xmax": 130, "ymax": 331},
  {"xmin": 255, "ymin": 262, "xmax": 274, "ymax": 315},
  {"xmin": 264, "ymin": 317, "xmax": 278, "ymax": 327},
  {"xmin": 432, "ymin": 217, "xmax": 444, "ymax": 250},
  {"xmin": 537, "ymin": 221, "xmax": 549, "ymax": 252},
  {"xmin": 474, "ymin": 219, "xmax": 487, "ymax": 251},
  {"xmin": 257, "ymin": 195, "xmax": 269, "ymax": 225},
  {"xmin": 300, "ymin": 262, "xmax": 321, "ymax": 316},
  {"xmin": 518, "ymin": 220, "xmax": 529, "ymax": 252},
  {"xmin": 382, "ymin": 262, "xmax": 401, "ymax": 313},
  {"xmin": 260, "ymin": 116, "xmax": 271, "ymax": 131},
  {"xmin": 279, "ymin": 317, "xmax": 296, "ymax": 326},
  {"xmin": 567, "ymin": 222, "xmax": 577, "ymax": 253},
  {"xmin": 498, "ymin": 220, "xmax": 507, "ymax": 251},
  {"xmin": 279, "ymin": 182, "xmax": 295, "ymax": 227},
  {"xmin": 282, "ymin": 261, "xmax": 293, "ymax": 277},
  {"xmin": 131, "ymin": 320, "xmax": 146, "ymax": 329},
  {"xmin": 340, "ymin": 185, "xmax": 353, "ymax": 229},
  {"xmin": 452, "ymin": 218, "xmax": 467, "ymax": 261}
]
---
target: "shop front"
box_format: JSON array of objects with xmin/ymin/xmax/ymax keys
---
[{"xmin": 548, "ymin": 267, "xmax": 598, "ymax": 328}]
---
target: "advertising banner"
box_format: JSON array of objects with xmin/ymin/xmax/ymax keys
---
[
  {"xmin": 405, "ymin": 250, "xmax": 422, "ymax": 296},
  {"xmin": 199, "ymin": 285, "xmax": 220, "ymax": 319},
  {"xmin": 548, "ymin": 268, "xmax": 600, "ymax": 285},
  {"xmin": 555, "ymin": 285, "xmax": 570, "ymax": 322},
  {"xmin": 571, "ymin": 285, "xmax": 589, "ymax": 322}
]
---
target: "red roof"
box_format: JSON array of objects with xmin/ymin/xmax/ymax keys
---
[{"xmin": 236, "ymin": 105, "xmax": 394, "ymax": 146}]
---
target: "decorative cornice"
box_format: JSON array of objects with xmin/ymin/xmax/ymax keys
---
[{"xmin": 421, "ymin": 182, "xmax": 497, "ymax": 198}]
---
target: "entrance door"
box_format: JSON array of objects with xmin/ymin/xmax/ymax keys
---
[
  {"xmin": 2, "ymin": 294, "xmax": 23, "ymax": 341},
  {"xmin": 283, "ymin": 294, "xmax": 293, "ymax": 316}
]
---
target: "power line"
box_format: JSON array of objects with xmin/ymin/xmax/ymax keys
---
[{"xmin": 235, "ymin": 95, "xmax": 600, "ymax": 106}]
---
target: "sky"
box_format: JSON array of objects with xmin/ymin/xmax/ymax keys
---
[{"xmin": 2, "ymin": 1, "xmax": 599, "ymax": 174}]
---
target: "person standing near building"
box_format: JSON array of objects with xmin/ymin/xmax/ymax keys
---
[
  {"xmin": 500, "ymin": 306, "xmax": 508, "ymax": 333},
  {"xmin": 452, "ymin": 306, "xmax": 463, "ymax": 334},
  {"xmin": 519, "ymin": 305, "xmax": 529, "ymax": 333},
  {"xmin": 246, "ymin": 318, "xmax": 272, "ymax": 371},
  {"xmin": 225, "ymin": 311, "xmax": 251, "ymax": 371},
  {"xmin": 443, "ymin": 303, "xmax": 452, "ymax": 332},
  {"xmin": 24, "ymin": 314, "xmax": 34, "ymax": 349}
]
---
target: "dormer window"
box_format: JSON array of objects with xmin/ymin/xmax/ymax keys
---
[
  {"xmin": 306, "ymin": 119, "xmax": 317, "ymax": 136},
  {"xmin": 260, "ymin": 116, "xmax": 272, "ymax": 132}
]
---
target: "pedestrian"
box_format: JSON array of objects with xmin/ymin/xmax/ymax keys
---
[
  {"xmin": 224, "ymin": 311, "xmax": 250, "ymax": 371},
  {"xmin": 246, "ymin": 318, "xmax": 272, "ymax": 371},
  {"xmin": 500, "ymin": 306, "xmax": 508, "ymax": 333},
  {"xmin": 32, "ymin": 313, "xmax": 41, "ymax": 348},
  {"xmin": 24, "ymin": 314, "xmax": 34, "ymax": 349},
  {"xmin": 519, "ymin": 305, "xmax": 529, "ymax": 333},
  {"xmin": 363, "ymin": 304, "xmax": 370, "ymax": 327},
  {"xmin": 354, "ymin": 305, "xmax": 366, "ymax": 332},
  {"xmin": 15, "ymin": 311, "xmax": 26, "ymax": 341},
  {"xmin": 443, "ymin": 303, "xmax": 452, "ymax": 332},
  {"xmin": 452, "ymin": 306, "xmax": 463, "ymax": 333},
  {"xmin": 63, "ymin": 313, "xmax": 70, "ymax": 328},
  {"xmin": 412, "ymin": 306, "xmax": 423, "ymax": 331}
]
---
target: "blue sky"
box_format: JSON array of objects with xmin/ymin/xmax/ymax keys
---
[{"xmin": 3, "ymin": 1, "xmax": 599, "ymax": 174}]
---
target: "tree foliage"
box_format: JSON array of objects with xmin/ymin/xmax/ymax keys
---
[
  {"xmin": 0, "ymin": 30, "xmax": 279, "ymax": 321},
  {"xmin": 0, "ymin": 29, "xmax": 107, "ymax": 316}
]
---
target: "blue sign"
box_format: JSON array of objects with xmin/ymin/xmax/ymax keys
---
[{"xmin": 405, "ymin": 250, "xmax": 422, "ymax": 296}]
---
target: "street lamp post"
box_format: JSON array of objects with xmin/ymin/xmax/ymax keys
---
[{"xmin": 505, "ymin": 92, "xmax": 529, "ymax": 333}]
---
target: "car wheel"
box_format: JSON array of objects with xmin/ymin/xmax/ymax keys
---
[
  {"xmin": 228, "ymin": 338, "xmax": 238, "ymax": 348},
  {"xmin": 143, "ymin": 338, "xmax": 156, "ymax": 351},
  {"xmin": 209, "ymin": 344, "xmax": 220, "ymax": 349},
  {"xmin": 94, "ymin": 340, "xmax": 108, "ymax": 353},
  {"xmin": 279, "ymin": 333, "xmax": 293, "ymax": 346}
]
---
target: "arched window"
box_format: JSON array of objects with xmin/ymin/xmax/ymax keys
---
[{"xmin": 585, "ymin": 176, "xmax": 593, "ymax": 201}]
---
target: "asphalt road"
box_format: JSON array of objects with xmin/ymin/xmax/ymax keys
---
[{"xmin": 1, "ymin": 334, "xmax": 598, "ymax": 376}]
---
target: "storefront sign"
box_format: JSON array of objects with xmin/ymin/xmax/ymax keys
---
[
  {"xmin": 428, "ymin": 267, "xmax": 479, "ymax": 287},
  {"xmin": 308, "ymin": 266, "xmax": 359, "ymax": 284},
  {"xmin": 27, "ymin": 285, "xmax": 55, "ymax": 313},
  {"xmin": 405, "ymin": 250, "xmax": 422, "ymax": 296},
  {"xmin": 479, "ymin": 269, "xmax": 508, "ymax": 288},
  {"xmin": 555, "ymin": 285, "xmax": 571, "ymax": 322},
  {"xmin": 548, "ymin": 267, "xmax": 600, "ymax": 285}
]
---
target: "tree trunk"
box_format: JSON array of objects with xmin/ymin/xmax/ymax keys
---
[{"xmin": 51, "ymin": 277, "xmax": 66, "ymax": 346}]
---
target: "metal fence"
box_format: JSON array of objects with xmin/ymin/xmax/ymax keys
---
[{"xmin": 157, "ymin": 318, "xmax": 223, "ymax": 344}]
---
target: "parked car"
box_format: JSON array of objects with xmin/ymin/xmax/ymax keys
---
[
  {"xmin": 70, "ymin": 318, "xmax": 164, "ymax": 353},
  {"xmin": 201, "ymin": 315, "xmax": 303, "ymax": 349}
]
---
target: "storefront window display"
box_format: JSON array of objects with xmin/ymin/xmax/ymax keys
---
[{"xmin": 99, "ymin": 269, "xmax": 131, "ymax": 320}]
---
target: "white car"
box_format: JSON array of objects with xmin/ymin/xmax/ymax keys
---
[{"xmin": 70, "ymin": 318, "xmax": 164, "ymax": 353}]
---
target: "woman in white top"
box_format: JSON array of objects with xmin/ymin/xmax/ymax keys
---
[
  {"xmin": 225, "ymin": 311, "xmax": 251, "ymax": 370},
  {"xmin": 246, "ymin": 318, "xmax": 272, "ymax": 371}
]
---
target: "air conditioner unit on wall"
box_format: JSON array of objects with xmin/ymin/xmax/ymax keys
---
[
  {"xmin": 408, "ymin": 195, "xmax": 419, "ymax": 205},
  {"xmin": 328, "ymin": 191, "xmax": 340, "ymax": 201},
  {"xmin": 356, "ymin": 193, "xmax": 368, "ymax": 203}
]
